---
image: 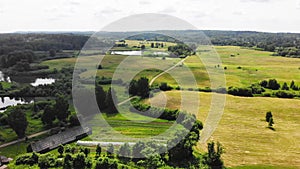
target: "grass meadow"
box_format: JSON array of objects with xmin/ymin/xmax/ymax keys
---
[{"xmin": 147, "ymin": 91, "xmax": 300, "ymax": 168}]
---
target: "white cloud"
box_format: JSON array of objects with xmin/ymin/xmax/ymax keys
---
[
  {"xmin": 0, "ymin": 0, "xmax": 299, "ymax": 33},
  {"xmin": 240, "ymin": 0, "xmax": 270, "ymax": 3},
  {"xmin": 159, "ymin": 7, "xmax": 177, "ymax": 14},
  {"xmin": 139, "ymin": 0, "xmax": 151, "ymax": 5}
]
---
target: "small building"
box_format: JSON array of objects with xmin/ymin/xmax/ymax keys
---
[{"xmin": 30, "ymin": 126, "xmax": 92, "ymax": 153}]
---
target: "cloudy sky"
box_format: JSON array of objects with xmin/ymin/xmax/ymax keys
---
[{"xmin": 0, "ymin": 0, "xmax": 300, "ymax": 33}]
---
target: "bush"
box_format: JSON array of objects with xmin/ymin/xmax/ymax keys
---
[
  {"xmin": 159, "ymin": 82, "xmax": 172, "ymax": 91},
  {"xmin": 263, "ymin": 92, "xmax": 271, "ymax": 97},
  {"xmin": 38, "ymin": 154, "xmax": 57, "ymax": 168},
  {"xmin": 130, "ymin": 102, "xmax": 178, "ymax": 121},
  {"xmin": 228, "ymin": 87, "xmax": 253, "ymax": 97},
  {"xmin": 199, "ymin": 87, "xmax": 212, "ymax": 92},
  {"xmin": 250, "ymin": 84, "xmax": 265, "ymax": 94},
  {"xmin": 95, "ymin": 157, "xmax": 118, "ymax": 169},
  {"xmin": 274, "ymin": 90, "xmax": 295, "ymax": 98},
  {"xmin": 16, "ymin": 153, "xmax": 39, "ymax": 166}
]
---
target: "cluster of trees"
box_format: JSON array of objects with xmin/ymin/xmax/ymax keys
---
[
  {"xmin": 150, "ymin": 42, "xmax": 164, "ymax": 48},
  {"xmin": 41, "ymin": 95, "xmax": 71, "ymax": 126},
  {"xmin": 0, "ymin": 94, "xmax": 73, "ymax": 138},
  {"xmin": 0, "ymin": 50, "xmax": 36, "ymax": 68},
  {"xmin": 129, "ymin": 77, "xmax": 150, "ymax": 99},
  {"xmin": 228, "ymin": 79, "xmax": 300, "ymax": 98},
  {"xmin": 260, "ymin": 79, "xmax": 299, "ymax": 98},
  {"xmin": 260, "ymin": 79, "xmax": 281, "ymax": 90},
  {"xmin": 73, "ymin": 84, "xmax": 119, "ymax": 119},
  {"xmin": 228, "ymin": 84, "xmax": 265, "ymax": 97},
  {"xmin": 168, "ymin": 44, "xmax": 194, "ymax": 58}
]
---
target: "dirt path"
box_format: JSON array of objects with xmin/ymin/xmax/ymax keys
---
[
  {"xmin": 0, "ymin": 128, "xmax": 54, "ymax": 148},
  {"xmin": 149, "ymin": 57, "xmax": 188, "ymax": 86}
]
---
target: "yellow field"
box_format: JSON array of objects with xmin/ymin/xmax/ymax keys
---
[{"xmin": 147, "ymin": 91, "xmax": 300, "ymax": 167}]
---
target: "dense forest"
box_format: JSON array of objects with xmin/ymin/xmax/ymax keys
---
[
  {"xmin": 1, "ymin": 30, "xmax": 300, "ymax": 61},
  {"xmin": 96, "ymin": 30, "xmax": 300, "ymax": 57}
]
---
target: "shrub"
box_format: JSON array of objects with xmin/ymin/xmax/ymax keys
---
[
  {"xmin": 16, "ymin": 153, "xmax": 39, "ymax": 166},
  {"xmin": 38, "ymin": 153, "xmax": 57, "ymax": 168},
  {"xmin": 159, "ymin": 82, "xmax": 172, "ymax": 91},
  {"xmin": 228, "ymin": 87, "xmax": 253, "ymax": 97},
  {"xmin": 267, "ymin": 79, "xmax": 280, "ymax": 90},
  {"xmin": 250, "ymin": 84, "xmax": 265, "ymax": 94},
  {"xmin": 275, "ymin": 90, "xmax": 295, "ymax": 98}
]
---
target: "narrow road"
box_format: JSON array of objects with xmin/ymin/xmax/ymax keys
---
[
  {"xmin": 117, "ymin": 96, "xmax": 137, "ymax": 106},
  {"xmin": 0, "ymin": 128, "xmax": 55, "ymax": 148},
  {"xmin": 117, "ymin": 57, "xmax": 189, "ymax": 106},
  {"xmin": 149, "ymin": 57, "xmax": 188, "ymax": 86}
]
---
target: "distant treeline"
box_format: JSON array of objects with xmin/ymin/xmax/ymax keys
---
[
  {"xmin": 1, "ymin": 30, "xmax": 300, "ymax": 59},
  {"xmin": 203, "ymin": 30, "xmax": 300, "ymax": 57},
  {"xmin": 95, "ymin": 30, "xmax": 300, "ymax": 58},
  {"xmin": 0, "ymin": 34, "xmax": 89, "ymax": 55}
]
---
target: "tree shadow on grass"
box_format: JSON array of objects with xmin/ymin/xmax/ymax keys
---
[{"xmin": 267, "ymin": 126, "xmax": 276, "ymax": 131}]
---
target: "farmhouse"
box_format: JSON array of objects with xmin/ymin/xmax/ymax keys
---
[{"xmin": 30, "ymin": 126, "xmax": 92, "ymax": 153}]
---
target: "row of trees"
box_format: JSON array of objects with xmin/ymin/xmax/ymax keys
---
[{"xmin": 228, "ymin": 79, "xmax": 299, "ymax": 98}]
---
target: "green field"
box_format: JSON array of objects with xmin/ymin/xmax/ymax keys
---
[
  {"xmin": 42, "ymin": 46, "xmax": 300, "ymax": 90},
  {"xmin": 155, "ymin": 46, "xmax": 300, "ymax": 88},
  {"xmin": 39, "ymin": 45, "xmax": 300, "ymax": 168},
  {"xmin": 84, "ymin": 105, "xmax": 176, "ymax": 143},
  {"xmin": 147, "ymin": 91, "xmax": 300, "ymax": 168}
]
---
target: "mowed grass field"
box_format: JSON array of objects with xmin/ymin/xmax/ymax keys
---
[
  {"xmin": 42, "ymin": 46, "xmax": 300, "ymax": 89},
  {"xmin": 147, "ymin": 91, "xmax": 300, "ymax": 168},
  {"xmin": 156, "ymin": 46, "xmax": 300, "ymax": 88}
]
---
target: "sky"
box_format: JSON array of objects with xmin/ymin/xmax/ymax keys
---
[{"xmin": 0, "ymin": 0, "xmax": 300, "ymax": 33}]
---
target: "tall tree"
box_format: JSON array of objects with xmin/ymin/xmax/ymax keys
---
[
  {"xmin": 7, "ymin": 107, "xmax": 28, "ymax": 138},
  {"xmin": 266, "ymin": 111, "xmax": 273, "ymax": 123},
  {"xmin": 96, "ymin": 144, "xmax": 102, "ymax": 157},
  {"xmin": 107, "ymin": 143, "xmax": 114, "ymax": 157},
  {"xmin": 58, "ymin": 145, "xmax": 64, "ymax": 157},
  {"xmin": 281, "ymin": 82, "xmax": 289, "ymax": 90},
  {"xmin": 118, "ymin": 143, "xmax": 131, "ymax": 158},
  {"xmin": 137, "ymin": 77, "xmax": 150, "ymax": 99},
  {"xmin": 55, "ymin": 95, "xmax": 70, "ymax": 122},
  {"xmin": 73, "ymin": 153, "xmax": 86, "ymax": 169},
  {"xmin": 95, "ymin": 85, "xmax": 107, "ymax": 110},
  {"xmin": 41, "ymin": 105, "xmax": 56, "ymax": 126},
  {"xmin": 202, "ymin": 141, "xmax": 224, "ymax": 169},
  {"xmin": 132, "ymin": 141, "xmax": 146, "ymax": 158},
  {"xmin": 129, "ymin": 80, "xmax": 138, "ymax": 96},
  {"xmin": 105, "ymin": 87, "xmax": 118, "ymax": 114}
]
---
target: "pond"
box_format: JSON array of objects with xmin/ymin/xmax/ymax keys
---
[
  {"xmin": 0, "ymin": 71, "xmax": 55, "ymax": 86},
  {"xmin": 30, "ymin": 78, "xmax": 55, "ymax": 87},
  {"xmin": 111, "ymin": 50, "xmax": 169, "ymax": 57},
  {"xmin": 0, "ymin": 97, "xmax": 33, "ymax": 112},
  {"xmin": 111, "ymin": 51, "xmax": 142, "ymax": 56}
]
